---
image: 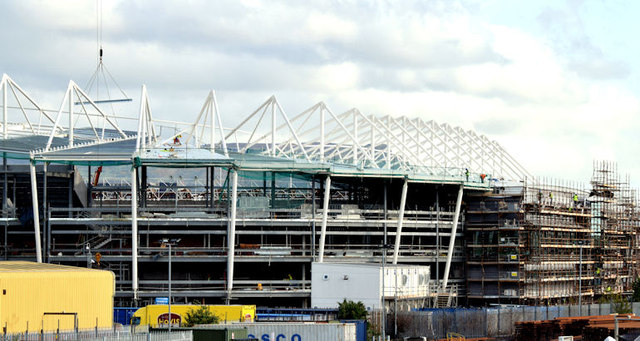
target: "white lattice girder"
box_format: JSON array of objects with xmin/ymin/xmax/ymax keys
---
[
  {"xmin": 227, "ymin": 96, "xmax": 532, "ymax": 180},
  {"xmin": 45, "ymin": 80, "xmax": 127, "ymax": 151},
  {"xmin": 1, "ymin": 74, "xmax": 59, "ymax": 139}
]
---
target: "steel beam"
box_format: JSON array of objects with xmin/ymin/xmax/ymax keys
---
[
  {"xmin": 29, "ymin": 161, "xmax": 42, "ymax": 263},
  {"xmin": 226, "ymin": 170, "xmax": 238, "ymax": 303},
  {"xmin": 442, "ymin": 184, "xmax": 463, "ymax": 291},
  {"xmin": 392, "ymin": 178, "xmax": 408, "ymax": 264},
  {"xmin": 317, "ymin": 175, "xmax": 331, "ymax": 262},
  {"xmin": 131, "ymin": 167, "xmax": 138, "ymax": 299}
]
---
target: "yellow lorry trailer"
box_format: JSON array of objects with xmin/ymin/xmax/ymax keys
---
[{"xmin": 132, "ymin": 305, "xmax": 256, "ymax": 327}]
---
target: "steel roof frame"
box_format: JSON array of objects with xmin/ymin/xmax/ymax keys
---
[
  {"xmin": 2, "ymin": 73, "xmax": 530, "ymax": 180},
  {"xmin": 226, "ymin": 95, "xmax": 531, "ymax": 180}
]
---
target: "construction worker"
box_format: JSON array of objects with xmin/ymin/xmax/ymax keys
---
[
  {"xmin": 287, "ymin": 274, "xmax": 293, "ymax": 290},
  {"xmin": 549, "ymin": 191, "xmax": 553, "ymax": 205},
  {"xmin": 465, "ymin": 168, "xmax": 469, "ymax": 181},
  {"xmin": 173, "ymin": 134, "xmax": 182, "ymax": 145},
  {"xmin": 480, "ymin": 174, "xmax": 486, "ymax": 183},
  {"xmin": 573, "ymin": 193, "xmax": 579, "ymax": 208}
]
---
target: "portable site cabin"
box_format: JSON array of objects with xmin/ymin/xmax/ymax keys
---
[{"xmin": 0, "ymin": 261, "xmax": 114, "ymax": 333}]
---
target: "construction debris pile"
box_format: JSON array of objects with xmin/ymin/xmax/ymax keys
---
[{"xmin": 515, "ymin": 314, "xmax": 640, "ymax": 341}]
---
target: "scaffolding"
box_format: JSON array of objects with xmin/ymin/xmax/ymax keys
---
[
  {"xmin": 590, "ymin": 160, "xmax": 639, "ymax": 296},
  {"xmin": 466, "ymin": 163, "xmax": 639, "ymax": 305}
]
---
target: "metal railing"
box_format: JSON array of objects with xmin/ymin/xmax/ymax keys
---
[{"xmin": 1, "ymin": 329, "xmax": 191, "ymax": 341}]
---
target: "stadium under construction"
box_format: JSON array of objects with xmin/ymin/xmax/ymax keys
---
[{"xmin": 0, "ymin": 73, "xmax": 638, "ymax": 309}]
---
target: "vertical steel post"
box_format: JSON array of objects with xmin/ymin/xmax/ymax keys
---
[
  {"xmin": 579, "ymin": 244, "xmax": 583, "ymax": 312},
  {"xmin": 392, "ymin": 178, "xmax": 408, "ymax": 264},
  {"xmin": 271, "ymin": 103, "xmax": 276, "ymax": 156},
  {"xmin": 131, "ymin": 167, "xmax": 138, "ymax": 300},
  {"xmin": 320, "ymin": 107, "xmax": 325, "ymax": 163},
  {"xmin": 311, "ymin": 175, "xmax": 316, "ymax": 261},
  {"xmin": 226, "ymin": 170, "xmax": 238, "ymax": 303},
  {"xmin": 168, "ymin": 243, "xmax": 172, "ymax": 332},
  {"xmin": 2, "ymin": 156, "xmax": 7, "ymax": 217},
  {"xmin": 442, "ymin": 185, "xmax": 464, "ymax": 292},
  {"xmin": 210, "ymin": 92, "xmax": 215, "ymax": 152},
  {"xmin": 436, "ymin": 189, "xmax": 440, "ymax": 289},
  {"xmin": 318, "ymin": 175, "xmax": 331, "ymax": 262},
  {"xmin": 29, "ymin": 161, "xmax": 42, "ymax": 263},
  {"xmin": 68, "ymin": 87, "xmax": 73, "ymax": 147}
]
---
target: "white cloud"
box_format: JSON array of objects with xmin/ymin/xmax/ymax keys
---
[{"xmin": 2, "ymin": 0, "xmax": 640, "ymax": 185}]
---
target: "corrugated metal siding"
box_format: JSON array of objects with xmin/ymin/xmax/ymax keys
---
[
  {"xmin": 240, "ymin": 323, "xmax": 356, "ymax": 341},
  {"xmin": 0, "ymin": 261, "xmax": 114, "ymax": 333}
]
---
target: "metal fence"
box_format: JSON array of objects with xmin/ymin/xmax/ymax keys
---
[
  {"xmin": 396, "ymin": 302, "xmax": 640, "ymax": 339},
  {"xmin": 1, "ymin": 329, "xmax": 192, "ymax": 341}
]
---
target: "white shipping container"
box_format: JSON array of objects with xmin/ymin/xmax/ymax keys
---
[{"xmin": 231, "ymin": 322, "xmax": 356, "ymax": 341}]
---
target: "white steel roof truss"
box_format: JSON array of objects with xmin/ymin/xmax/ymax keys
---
[
  {"xmin": 409, "ymin": 118, "xmax": 456, "ymax": 169},
  {"xmin": 136, "ymin": 85, "xmax": 157, "ymax": 151},
  {"xmin": 368, "ymin": 115, "xmax": 416, "ymax": 171},
  {"xmin": 240, "ymin": 102, "xmax": 270, "ymax": 153},
  {"xmin": 73, "ymin": 87, "xmax": 100, "ymax": 140},
  {"xmin": 446, "ymin": 125, "xmax": 475, "ymax": 172},
  {"xmin": 7, "ymin": 84, "xmax": 36, "ymax": 135},
  {"xmin": 46, "ymin": 81, "xmax": 127, "ymax": 151},
  {"xmin": 388, "ymin": 116, "xmax": 441, "ymax": 168},
  {"xmin": 1, "ymin": 74, "xmax": 59, "ymax": 138}
]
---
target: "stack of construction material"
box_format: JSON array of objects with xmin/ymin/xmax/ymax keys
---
[
  {"xmin": 514, "ymin": 320, "xmax": 560, "ymax": 341},
  {"xmin": 514, "ymin": 314, "xmax": 640, "ymax": 341}
]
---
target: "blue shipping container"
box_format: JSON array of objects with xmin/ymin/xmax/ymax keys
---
[{"xmin": 113, "ymin": 308, "xmax": 139, "ymax": 325}]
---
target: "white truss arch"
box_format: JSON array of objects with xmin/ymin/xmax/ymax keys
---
[{"xmin": 227, "ymin": 98, "xmax": 532, "ymax": 180}]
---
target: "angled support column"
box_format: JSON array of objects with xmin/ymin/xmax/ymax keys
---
[
  {"xmin": 29, "ymin": 160, "xmax": 42, "ymax": 263},
  {"xmin": 226, "ymin": 169, "xmax": 238, "ymax": 303},
  {"xmin": 318, "ymin": 175, "xmax": 331, "ymax": 263},
  {"xmin": 131, "ymin": 166, "xmax": 138, "ymax": 300},
  {"xmin": 442, "ymin": 185, "xmax": 464, "ymax": 291},
  {"xmin": 392, "ymin": 178, "xmax": 408, "ymax": 265}
]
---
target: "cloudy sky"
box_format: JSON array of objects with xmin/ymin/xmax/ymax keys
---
[{"xmin": 1, "ymin": 0, "xmax": 639, "ymax": 185}]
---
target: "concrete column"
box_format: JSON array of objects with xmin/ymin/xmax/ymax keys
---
[
  {"xmin": 29, "ymin": 161, "xmax": 42, "ymax": 263},
  {"xmin": 392, "ymin": 178, "xmax": 408, "ymax": 265},
  {"xmin": 318, "ymin": 175, "xmax": 331, "ymax": 262},
  {"xmin": 442, "ymin": 185, "xmax": 464, "ymax": 291},
  {"xmin": 226, "ymin": 170, "xmax": 238, "ymax": 303},
  {"xmin": 131, "ymin": 167, "xmax": 138, "ymax": 299}
]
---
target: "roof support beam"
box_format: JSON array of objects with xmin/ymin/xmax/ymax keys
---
[
  {"xmin": 317, "ymin": 175, "xmax": 331, "ymax": 263},
  {"xmin": 442, "ymin": 184, "xmax": 463, "ymax": 292},
  {"xmin": 226, "ymin": 169, "xmax": 238, "ymax": 304},
  {"xmin": 392, "ymin": 178, "xmax": 408, "ymax": 264},
  {"xmin": 29, "ymin": 160, "xmax": 42, "ymax": 263},
  {"xmin": 131, "ymin": 166, "xmax": 139, "ymax": 300}
]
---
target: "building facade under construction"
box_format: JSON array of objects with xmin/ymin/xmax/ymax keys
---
[{"xmin": 0, "ymin": 73, "xmax": 638, "ymax": 308}]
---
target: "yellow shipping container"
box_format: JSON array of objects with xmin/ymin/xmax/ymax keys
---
[
  {"xmin": 133, "ymin": 305, "xmax": 255, "ymax": 327},
  {"xmin": 0, "ymin": 261, "xmax": 114, "ymax": 334}
]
